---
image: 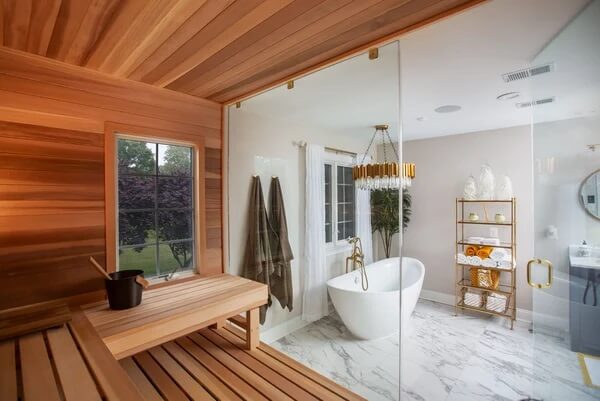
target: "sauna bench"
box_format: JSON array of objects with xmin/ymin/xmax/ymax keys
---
[
  {"xmin": 0, "ymin": 306, "xmax": 144, "ymax": 401},
  {"xmin": 82, "ymin": 274, "xmax": 268, "ymax": 359}
]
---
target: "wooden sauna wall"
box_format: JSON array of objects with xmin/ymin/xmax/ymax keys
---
[{"xmin": 0, "ymin": 48, "xmax": 223, "ymax": 310}]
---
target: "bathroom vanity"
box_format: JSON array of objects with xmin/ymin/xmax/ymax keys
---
[{"xmin": 569, "ymin": 245, "xmax": 600, "ymax": 355}]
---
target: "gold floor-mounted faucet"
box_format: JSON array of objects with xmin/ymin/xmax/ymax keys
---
[{"xmin": 346, "ymin": 237, "xmax": 369, "ymax": 291}]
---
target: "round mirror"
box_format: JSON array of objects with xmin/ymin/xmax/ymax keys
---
[{"xmin": 580, "ymin": 169, "xmax": 600, "ymax": 220}]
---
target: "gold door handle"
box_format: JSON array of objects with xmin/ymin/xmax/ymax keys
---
[{"xmin": 527, "ymin": 258, "xmax": 553, "ymax": 288}]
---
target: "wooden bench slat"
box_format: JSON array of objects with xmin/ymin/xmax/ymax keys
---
[
  {"xmin": 46, "ymin": 326, "xmax": 102, "ymax": 401},
  {"xmin": 19, "ymin": 332, "xmax": 62, "ymax": 401},
  {"xmin": 0, "ymin": 303, "xmax": 70, "ymax": 341},
  {"xmin": 224, "ymin": 325, "xmax": 367, "ymax": 401},
  {"xmin": 120, "ymin": 358, "xmax": 165, "ymax": 401},
  {"xmin": 133, "ymin": 352, "xmax": 189, "ymax": 401},
  {"xmin": 212, "ymin": 327, "xmax": 348, "ymax": 401},
  {"xmin": 200, "ymin": 329, "xmax": 322, "ymax": 401},
  {"xmin": 188, "ymin": 332, "xmax": 294, "ymax": 401},
  {"xmin": 162, "ymin": 341, "xmax": 243, "ymax": 401},
  {"xmin": 68, "ymin": 308, "xmax": 145, "ymax": 401},
  {"xmin": 0, "ymin": 340, "xmax": 17, "ymax": 401},
  {"xmin": 148, "ymin": 346, "xmax": 216, "ymax": 400},
  {"xmin": 175, "ymin": 336, "xmax": 269, "ymax": 401}
]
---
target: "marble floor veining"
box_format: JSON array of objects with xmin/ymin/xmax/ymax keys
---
[{"xmin": 271, "ymin": 299, "xmax": 599, "ymax": 401}]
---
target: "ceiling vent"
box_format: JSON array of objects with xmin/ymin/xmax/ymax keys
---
[
  {"xmin": 502, "ymin": 63, "xmax": 555, "ymax": 83},
  {"xmin": 515, "ymin": 97, "xmax": 555, "ymax": 108}
]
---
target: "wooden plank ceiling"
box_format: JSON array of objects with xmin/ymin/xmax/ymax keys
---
[{"xmin": 0, "ymin": 0, "xmax": 481, "ymax": 103}]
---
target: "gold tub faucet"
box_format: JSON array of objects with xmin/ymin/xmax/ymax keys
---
[{"xmin": 346, "ymin": 237, "xmax": 368, "ymax": 291}]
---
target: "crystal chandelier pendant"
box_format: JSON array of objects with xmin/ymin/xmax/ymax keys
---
[{"xmin": 352, "ymin": 124, "xmax": 415, "ymax": 191}]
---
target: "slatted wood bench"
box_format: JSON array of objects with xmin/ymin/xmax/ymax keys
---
[
  {"xmin": 120, "ymin": 324, "xmax": 368, "ymax": 401},
  {"xmin": 82, "ymin": 274, "xmax": 268, "ymax": 359},
  {"xmin": 0, "ymin": 305, "xmax": 144, "ymax": 401}
]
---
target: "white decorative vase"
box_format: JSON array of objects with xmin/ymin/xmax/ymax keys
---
[
  {"xmin": 496, "ymin": 175, "xmax": 514, "ymax": 200},
  {"xmin": 477, "ymin": 164, "xmax": 495, "ymax": 200},
  {"xmin": 463, "ymin": 176, "xmax": 477, "ymax": 200}
]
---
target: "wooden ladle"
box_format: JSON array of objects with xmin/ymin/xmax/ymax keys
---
[{"xmin": 88, "ymin": 257, "xmax": 149, "ymax": 289}]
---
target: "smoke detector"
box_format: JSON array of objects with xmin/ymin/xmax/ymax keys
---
[
  {"xmin": 502, "ymin": 63, "xmax": 555, "ymax": 83},
  {"xmin": 515, "ymin": 97, "xmax": 555, "ymax": 108}
]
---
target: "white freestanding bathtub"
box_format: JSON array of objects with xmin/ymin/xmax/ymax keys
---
[{"xmin": 326, "ymin": 257, "xmax": 425, "ymax": 340}]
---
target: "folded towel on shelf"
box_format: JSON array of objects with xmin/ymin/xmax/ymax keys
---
[
  {"xmin": 457, "ymin": 253, "xmax": 468, "ymax": 264},
  {"xmin": 486, "ymin": 293, "xmax": 508, "ymax": 313},
  {"xmin": 463, "ymin": 290, "xmax": 483, "ymax": 308},
  {"xmin": 466, "ymin": 237, "xmax": 500, "ymax": 246},
  {"xmin": 490, "ymin": 248, "xmax": 508, "ymax": 261},
  {"xmin": 496, "ymin": 259, "xmax": 513, "ymax": 270},
  {"xmin": 482, "ymin": 258, "xmax": 497, "ymax": 268},
  {"xmin": 476, "ymin": 246, "xmax": 494, "ymax": 259},
  {"xmin": 465, "ymin": 245, "xmax": 479, "ymax": 256},
  {"xmin": 481, "ymin": 237, "xmax": 500, "ymax": 246},
  {"xmin": 470, "ymin": 255, "xmax": 482, "ymax": 266},
  {"xmin": 466, "ymin": 256, "xmax": 473, "ymax": 265}
]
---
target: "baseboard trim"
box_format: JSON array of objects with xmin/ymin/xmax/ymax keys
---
[
  {"xmin": 259, "ymin": 315, "xmax": 311, "ymax": 344},
  {"xmin": 419, "ymin": 289, "xmax": 533, "ymax": 323}
]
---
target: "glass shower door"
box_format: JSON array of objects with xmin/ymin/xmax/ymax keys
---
[{"xmin": 529, "ymin": 1, "xmax": 600, "ymax": 399}]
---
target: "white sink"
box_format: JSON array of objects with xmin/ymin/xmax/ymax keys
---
[{"xmin": 569, "ymin": 245, "xmax": 600, "ymax": 270}]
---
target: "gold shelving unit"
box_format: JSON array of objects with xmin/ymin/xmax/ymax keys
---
[{"xmin": 455, "ymin": 198, "xmax": 517, "ymax": 329}]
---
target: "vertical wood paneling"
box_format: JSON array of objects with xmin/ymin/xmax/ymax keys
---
[
  {"xmin": 2, "ymin": 0, "xmax": 31, "ymax": 50},
  {"xmin": 0, "ymin": 49, "xmax": 223, "ymax": 310},
  {"xmin": 26, "ymin": 0, "xmax": 62, "ymax": 56}
]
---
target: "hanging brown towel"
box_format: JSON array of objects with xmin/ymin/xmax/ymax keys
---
[
  {"xmin": 242, "ymin": 176, "xmax": 274, "ymax": 324},
  {"xmin": 268, "ymin": 177, "xmax": 294, "ymax": 312}
]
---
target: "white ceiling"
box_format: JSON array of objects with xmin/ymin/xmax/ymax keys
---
[{"xmin": 231, "ymin": 0, "xmax": 593, "ymax": 142}]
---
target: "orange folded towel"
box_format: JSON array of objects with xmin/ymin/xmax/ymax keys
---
[
  {"xmin": 465, "ymin": 245, "xmax": 479, "ymax": 256},
  {"xmin": 476, "ymin": 246, "xmax": 493, "ymax": 259}
]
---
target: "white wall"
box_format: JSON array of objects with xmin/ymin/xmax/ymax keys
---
[
  {"xmin": 402, "ymin": 125, "xmax": 535, "ymax": 311},
  {"xmin": 227, "ymin": 109, "xmax": 374, "ymax": 331}
]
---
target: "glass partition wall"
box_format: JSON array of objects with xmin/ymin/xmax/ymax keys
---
[
  {"xmin": 226, "ymin": 42, "xmax": 401, "ymax": 400},
  {"xmin": 398, "ymin": 0, "xmax": 599, "ymax": 400}
]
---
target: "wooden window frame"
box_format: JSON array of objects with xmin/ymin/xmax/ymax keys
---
[{"xmin": 104, "ymin": 123, "xmax": 207, "ymax": 278}]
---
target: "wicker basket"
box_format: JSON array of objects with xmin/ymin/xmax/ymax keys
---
[{"xmin": 470, "ymin": 268, "xmax": 500, "ymax": 289}]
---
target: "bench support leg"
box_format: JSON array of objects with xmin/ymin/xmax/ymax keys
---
[
  {"xmin": 210, "ymin": 319, "xmax": 226, "ymax": 330},
  {"xmin": 246, "ymin": 308, "xmax": 259, "ymax": 350}
]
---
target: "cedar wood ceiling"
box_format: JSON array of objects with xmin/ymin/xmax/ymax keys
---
[{"xmin": 0, "ymin": 0, "xmax": 483, "ymax": 103}]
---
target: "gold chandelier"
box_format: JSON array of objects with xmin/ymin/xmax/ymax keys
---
[{"xmin": 353, "ymin": 124, "xmax": 416, "ymax": 191}]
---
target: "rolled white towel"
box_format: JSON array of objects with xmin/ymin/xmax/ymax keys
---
[
  {"xmin": 496, "ymin": 259, "xmax": 513, "ymax": 270},
  {"xmin": 466, "ymin": 256, "xmax": 473, "ymax": 265},
  {"xmin": 457, "ymin": 253, "xmax": 468, "ymax": 264},
  {"xmin": 482, "ymin": 258, "xmax": 497, "ymax": 268},
  {"xmin": 490, "ymin": 248, "xmax": 507, "ymax": 261},
  {"xmin": 470, "ymin": 256, "xmax": 482, "ymax": 266}
]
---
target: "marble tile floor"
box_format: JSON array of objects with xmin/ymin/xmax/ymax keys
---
[{"xmin": 272, "ymin": 299, "xmax": 599, "ymax": 401}]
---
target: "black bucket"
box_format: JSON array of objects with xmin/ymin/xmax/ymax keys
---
[{"xmin": 105, "ymin": 270, "xmax": 144, "ymax": 310}]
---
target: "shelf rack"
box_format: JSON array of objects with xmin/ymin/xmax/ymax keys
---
[{"xmin": 455, "ymin": 198, "xmax": 517, "ymax": 329}]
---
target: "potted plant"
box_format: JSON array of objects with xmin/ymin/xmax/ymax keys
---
[{"xmin": 371, "ymin": 189, "xmax": 412, "ymax": 258}]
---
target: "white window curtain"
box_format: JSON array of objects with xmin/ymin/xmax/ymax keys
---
[
  {"xmin": 355, "ymin": 153, "xmax": 373, "ymax": 265},
  {"xmin": 302, "ymin": 144, "xmax": 328, "ymax": 322}
]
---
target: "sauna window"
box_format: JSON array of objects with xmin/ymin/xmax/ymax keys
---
[
  {"xmin": 117, "ymin": 138, "xmax": 195, "ymax": 278},
  {"xmin": 324, "ymin": 161, "xmax": 356, "ymax": 246}
]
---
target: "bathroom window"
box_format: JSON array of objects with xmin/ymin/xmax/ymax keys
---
[
  {"xmin": 117, "ymin": 138, "xmax": 196, "ymax": 279},
  {"xmin": 324, "ymin": 160, "xmax": 356, "ymax": 246}
]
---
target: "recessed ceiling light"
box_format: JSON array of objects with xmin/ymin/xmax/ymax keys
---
[
  {"xmin": 497, "ymin": 92, "xmax": 520, "ymax": 101},
  {"xmin": 434, "ymin": 105, "xmax": 461, "ymax": 113}
]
